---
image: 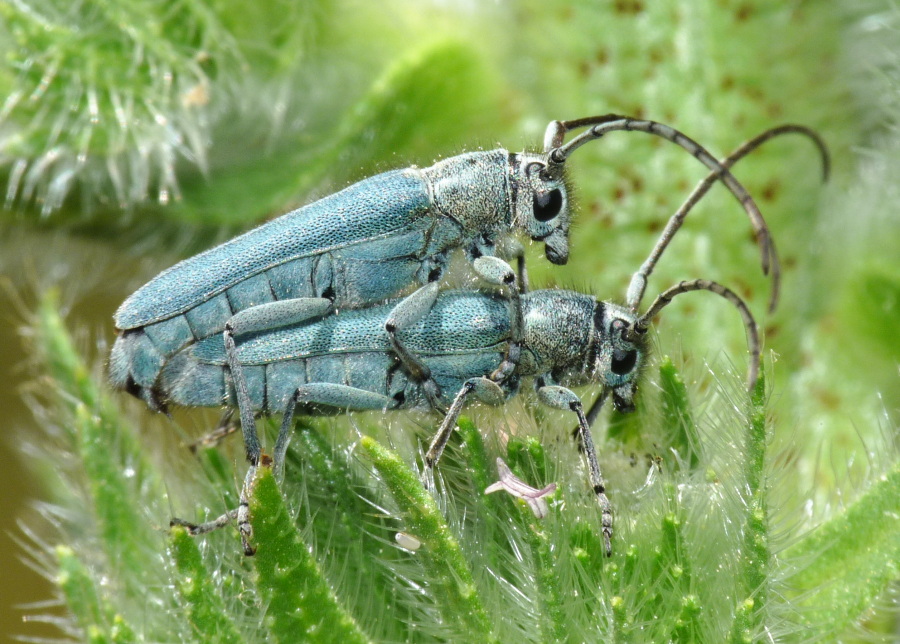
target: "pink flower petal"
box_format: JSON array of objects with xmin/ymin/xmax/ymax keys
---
[{"xmin": 485, "ymin": 458, "xmax": 557, "ymax": 518}]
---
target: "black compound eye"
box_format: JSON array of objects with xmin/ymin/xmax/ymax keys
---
[
  {"xmin": 611, "ymin": 349, "xmax": 638, "ymax": 376},
  {"xmin": 533, "ymin": 189, "xmax": 563, "ymax": 222}
]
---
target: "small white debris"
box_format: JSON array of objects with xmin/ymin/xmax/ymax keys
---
[{"xmin": 395, "ymin": 532, "xmax": 422, "ymax": 552}]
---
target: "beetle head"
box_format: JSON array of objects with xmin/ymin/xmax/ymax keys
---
[
  {"xmin": 513, "ymin": 154, "xmax": 572, "ymax": 265},
  {"xmin": 591, "ymin": 303, "xmax": 646, "ymax": 413}
]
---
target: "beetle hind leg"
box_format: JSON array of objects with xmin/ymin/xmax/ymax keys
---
[
  {"xmin": 272, "ymin": 383, "xmax": 395, "ymax": 478},
  {"xmin": 173, "ymin": 383, "xmax": 395, "ymax": 556}
]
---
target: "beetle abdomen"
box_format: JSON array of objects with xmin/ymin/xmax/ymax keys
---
[{"xmin": 114, "ymin": 169, "xmax": 434, "ymax": 329}]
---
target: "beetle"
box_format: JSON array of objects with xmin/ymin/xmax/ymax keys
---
[
  {"xmin": 163, "ymin": 255, "xmax": 760, "ymax": 557},
  {"xmin": 113, "ymin": 120, "xmax": 827, "ymax": 555},
  {"xmin": 109, "ymin": 115, "xmax": 788, "ymax": 415}
]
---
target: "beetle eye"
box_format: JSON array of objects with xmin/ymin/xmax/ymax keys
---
[
  {"xmin": 611, "ymin": 349, "xmax": 638, "ymax": 375},
  {"xmin": 533, "ymin": 189, "xmax": 563, "ymax": 222}
]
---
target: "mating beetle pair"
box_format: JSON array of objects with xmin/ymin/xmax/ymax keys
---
[{"xmin": 109, "ymin": 115, "xmax": 826, "ymax": 555}]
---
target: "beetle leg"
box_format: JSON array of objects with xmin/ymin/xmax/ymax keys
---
[
  {"xmin": 188, "ymin": 407, "xmax": 240, "ymax": 453},
  {"xmin": 175, "ymin": 383, "xmax": 395, "ymax": 556},
  {"xmin": 220, "ymin": 297, "xmax": 334, "ymax": 462},
  {"xmin": 497, "ymin": 232, "xmax": 529, "ymax": 294},
  {"xmin": 221, "ymin": 297, "xmax": 334, "ymax": 463},
  {"xmin": 263, "ymin": 384, "xmax": 392, "ymax": 554},
  {"xmin": 223, "ymin": 323, "xmax": 261, "ymax": 467},
  {"xmin": 424, "ymin": 377, "xmax": 505, "ymax": 472},
  {"xmin": 228, "ymin": 297, "xmax": 333, "ymax": 336},
  {"xmin": 187, "ymin": 298, "xmax": 335, "ymax": 454},
  {"xmin": 472, "ymin": 257, "xmax": 523, "ymax": 384},
  {"xmin": 584, "ymin": 387, "xmax": 611, "ymax": 431},
  {"xmin": 384, "ymin": 283, "xmax": 444, "ymax": 410},
  {"xmin": 217, "ymin": 322, "xmax": 265, "ymax": 555},
  {"xmin": 537, "ymin": 384, "xmax": 613, "ymax": 557},
  {"xmin": 272, "ymin": 383, "xmax": 395, "ymax": 479},
  {"xmin": 514, "ymin": 249, "xmax": 529, "ymax": 295},
  {"xmin": 172, "ymin": 463, "xmax": 258, "ymax": 556}
]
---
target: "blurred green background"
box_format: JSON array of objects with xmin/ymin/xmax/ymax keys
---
[{"xmin": 0, "ymin": 0, "xmax": 898, "ymax": 641}]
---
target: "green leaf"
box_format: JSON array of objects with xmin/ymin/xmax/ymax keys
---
[
  {"xmin": 165, "ymin": 37, "xmax": 503, "ymax": 226},
  {"xmin": 783, "ymin": 463, "xmax": 900, "ymax": 635},
  {"xmin": 36, "ymin": 291, "xmax": 165, "ymax": 592},
  {"xmin": 659, "ymin": 357, "xmax": 701, "ymax": 469},
  {"xmin": 56, "ymin": 546, "xmax": 137, "ymax": 644},
  {"xmin": 358, "ymin": 436, "xmax": 495, "ymax": 642},
  {"xmin": 729, "ymin": 372, "xmax": 771, "ymax": 640},
  {"xmin": 249, "ymin": 466, "xmax": 370, "ymax": 644},
  {"xmin": 170, "ymin": 527, "xmax": 245, "ymax": 644},
  {"xmin": 517, "ymin": 508, "xmax": 568, "ymax": 642}
]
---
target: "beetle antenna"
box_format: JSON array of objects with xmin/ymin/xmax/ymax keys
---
[
  {"xmin": 628, "ymin": 279, "xmax": 760, "ymax": 392},
  {"xmin": 544, "ymin": 116, "xmax": 778, "ymax": 310},
  {"xmin": 626, "ymin": 125, "xmax": 830, "ymax": 314},
  {"xmin": 542, "ymin": 114, "xmax": 626, "ymax": 151}
]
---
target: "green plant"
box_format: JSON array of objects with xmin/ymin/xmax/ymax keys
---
[
  {"xmin": 27, "ymin": 291, "xmax": 899, "ymax": 642},
  {"xmin": 4, "ymin": 0, "xmax": 898, "ymax": 641}
]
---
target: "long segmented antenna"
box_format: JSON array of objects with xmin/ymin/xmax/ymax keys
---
[
  {"xmin": 626, "ymin": 125, "xmax": 830, "ymax": 314},
  {"xmin": 629, "ymin": 279, "xmax": 760, "ymax": 391},
  {"xmin": 543, "ymin": 116, "xmax": 778, "ymax": 308},
  {"xmin": 542, "ymin": 113, "xmax": 625, "ymax": 151}
]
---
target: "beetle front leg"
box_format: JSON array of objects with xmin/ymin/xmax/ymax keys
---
[
  {"xmin": 569, "ymin": 389, "xmax": 611, "ymax": 462},
  {"xmin": 496, "ymin": 237, "xmax": 530, "ymax": 294},
  {"xmin": 584, "ymin": 388, "xmax": 611, "ymax": 431},
  {"xmin": 538, "ymin": 384, "xmax": 614, "ymax": 557}
]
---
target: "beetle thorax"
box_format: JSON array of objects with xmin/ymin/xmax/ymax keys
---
[
  {"xmin": 421, "ymin": 149, "xmax": 511, "ymax": 238},
  {"xmin": 520, "ymin": 290, "xmax": 596, "ymax": 376}
]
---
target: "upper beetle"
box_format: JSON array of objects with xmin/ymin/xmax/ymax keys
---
[{"xmin": 110, "ymin": 114, "xmax": 782, "ymax": 412}]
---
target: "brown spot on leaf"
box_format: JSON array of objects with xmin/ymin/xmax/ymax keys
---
[
  {"xmin": 761, "ymin": 180, "xmax": 780, "ymax": 202},
  {"xmin": 614, "ymin": 0, "xmax": 644, "ymax": 14},
  {"xmin": 579, "ymin": 60, "xmax": 591, "ymax": 79},
  {"xmin": 735, "ymin": 3, "xmax": 752, "ymax": 21},
  {"xmin": 812, "ymin": 386, "xmax": 841, "ymax": 411}
]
